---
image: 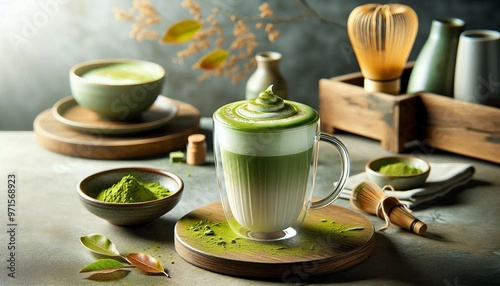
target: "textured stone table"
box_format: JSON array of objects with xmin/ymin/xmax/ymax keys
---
[{"xmin": 0, "ymin": 119, "xmax": 499, "ymax": 285}]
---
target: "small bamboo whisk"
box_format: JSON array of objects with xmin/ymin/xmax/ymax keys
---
[
  {"xmin": 350, "ymin": 181, "xmax": 427, "ymax": 235},
  {"xmin": 347, "ymin": 4, "xmax": 418, "ymax": 95}
]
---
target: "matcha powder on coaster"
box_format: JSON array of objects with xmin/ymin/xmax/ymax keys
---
[{"xmin": 95, "ymin": 174, "xmax": 170, "ymax": 203}]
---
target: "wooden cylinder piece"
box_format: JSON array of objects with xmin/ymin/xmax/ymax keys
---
[{"xmin": 186, "ymin": 134, "xmax": 206, "ymax": 165}]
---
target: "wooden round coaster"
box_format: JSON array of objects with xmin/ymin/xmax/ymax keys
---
[
  {"xmin": 175, "ymin": 201, "xmax": 374, "ymax": 279},
  {"xmin": 34, "ymin": 100, "xmax": 200, "ymax": 159}
]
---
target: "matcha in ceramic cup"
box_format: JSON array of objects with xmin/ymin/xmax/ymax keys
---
[
  {"xmin": 70, "ymin": 59, "xmax": 165, "ymax": 121},
  {"xmin": 213, "ymin": 86, "xmax": 350, "ymax": 241}
]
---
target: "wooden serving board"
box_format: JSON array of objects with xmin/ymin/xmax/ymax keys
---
[
  {"xmin": 175, "ymin": 201, "xmax": 374, "ymax": 278},
  {"xmin": 34, "ymin": 100, "xmax": 200, "ymax": 159}
]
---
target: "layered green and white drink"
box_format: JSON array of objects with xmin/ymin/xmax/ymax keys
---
[{"xmin": 213, "ymin": 86, "xmax": 350, "ymax": 241}]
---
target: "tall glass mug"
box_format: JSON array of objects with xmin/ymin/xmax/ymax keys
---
[{"xmin": 213, "ymin": 86, "xmax": 350, "ymax": 241}]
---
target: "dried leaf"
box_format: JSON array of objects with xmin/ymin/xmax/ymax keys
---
[
  {"xmin": 126, "ymin": 253, "xmax": 170, "ymax": 277},
  {"xmin": 80, "ymin": 259, "xmax": 129, "ymax": 274},
  {"xmin": 84, "ymin": 270, "xmax": 129, "ymax": 281},
  {"xmin": 80, "ymin": 233, "xmax": 120, "ymax": 257},
  {"xmin": 161, "ymin": 19, "xmax": 202, "ymax": 43},
  {"xmin": 195, "ymin": 49, "xmax": 229, "ymax": 70}
]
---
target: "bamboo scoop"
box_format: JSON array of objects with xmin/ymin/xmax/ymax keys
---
[{"xmin": 350, "ymin": 181, "xmax": 427, "ymax": 235}]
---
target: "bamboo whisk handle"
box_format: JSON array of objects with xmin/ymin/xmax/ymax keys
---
[{"xmin": 381, "ymin": 197, "xmax": 427, "ymax": 235}]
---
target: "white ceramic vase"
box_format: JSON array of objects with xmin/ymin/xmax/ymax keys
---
[
  {"xmin": 245, "ymin": 51, "xmax": 287, "ymax": 100},
  {"xmin": 454, "ymin": 30, "xmax": 500, "ymax": 107}
]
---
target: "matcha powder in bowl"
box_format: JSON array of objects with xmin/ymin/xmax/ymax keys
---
[{"xmin": 95, "ymin": 174, "xmax": 170, "ymax": 203}]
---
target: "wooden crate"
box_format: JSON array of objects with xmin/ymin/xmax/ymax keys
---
[
  {"xmin": 319, "ymin": 67, "xmax": 418, "ymax": 153},
  {"xmin": 416, "ymin": 93, "xmax": 500, "ymax": 163},
  {"xmin": 319, "ymin": 67, "xmax": 500, "ymax": 164}
]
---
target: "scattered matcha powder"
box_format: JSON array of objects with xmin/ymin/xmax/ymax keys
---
[{"xmin": 184, "ymin": 218, "xmax": 366, "ymax": 256}]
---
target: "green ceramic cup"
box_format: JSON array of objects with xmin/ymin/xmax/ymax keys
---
[{"xmin": 70, "ymin": 58, "xmax": 165, "ymax": 121}]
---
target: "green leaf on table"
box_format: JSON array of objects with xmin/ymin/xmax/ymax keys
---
[
  {"xmin": 79, "ymin": 259, "xmax": 129, "ymax": 274},
  {"xmin": 161, "ymin": 19, "xmax": 202, "ymax": 44},
  {"xmin": 80, "ymin": 233, "xmax": 121, "ymax": 257},
  {"xmin": 126, "ymin": 253, "xmax": 170, "ymax": 277},
  {"xmin": 194, "ymin": 49, "xmax": 228, "ymax": 70}
]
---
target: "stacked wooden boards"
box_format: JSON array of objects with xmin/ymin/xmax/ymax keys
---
[{"xmin": 34, "ymin": 96, "xmax": 200, "ymax": 159}]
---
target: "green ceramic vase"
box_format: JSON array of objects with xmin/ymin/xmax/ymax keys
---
[{"xmin": 407, "ymin": 18, "xmax": 465, "ymax": 96}]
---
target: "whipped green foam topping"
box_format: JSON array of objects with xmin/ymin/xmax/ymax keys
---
[
  {"xmin": 214, "ymin": 85, "xmax": 318, "ymax": 131},
  {"xmin": 243, "ymin": 86, "xmax": 296, "ymax": 118}
]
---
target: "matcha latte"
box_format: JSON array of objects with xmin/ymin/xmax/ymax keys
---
[
  {"xmin": 217, "ymin": 125, "xmax": 316, "ymax": 234},
  {"xmin": 214, "ymin": 86, "xmax": 350, "ymax": 240},
  {"xmin": 81, "ymin": 63, "xmax": 160, "ymax": 85},
  {"xmin": 214, "ymin": 86, "xmax": 348, "ymax": 241},
  {"xmin": 69, "ymin": 59, "xmax": 165, "ymax": 120}
]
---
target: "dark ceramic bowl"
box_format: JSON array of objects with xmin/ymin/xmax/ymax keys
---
[{"xmin": 77, "ymin": 167, "xmax": 183, "ymax": 226}]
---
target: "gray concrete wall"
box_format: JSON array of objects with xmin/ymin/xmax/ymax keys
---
[{"xmin": 1, "ymin": 0, "xmax": 499, "ymax": 130}]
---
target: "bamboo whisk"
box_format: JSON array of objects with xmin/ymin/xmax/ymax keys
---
[
  {"xmin": 350, "ymin": 181, "xmax": 427, "ymax": 235},
  {"xmin": 347, "ymin": 4, "xmax": 418, "ymax": 95}
]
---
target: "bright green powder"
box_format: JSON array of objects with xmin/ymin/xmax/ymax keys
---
[
  {"xmin": 183, "ymin": 218, "xmax": 365, "ymax": 256},
  {"xmin": 378, "ymin": 162, "xmax": 422, "ymax": 176},
  {"xmin": 95, "ymin": 174, "xmax": 170, "ymax": 203}
]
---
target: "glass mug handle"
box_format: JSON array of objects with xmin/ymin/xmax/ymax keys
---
[{"xmin": 310, "ymin": 132, "xmax": 350, "ymax": 209}]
